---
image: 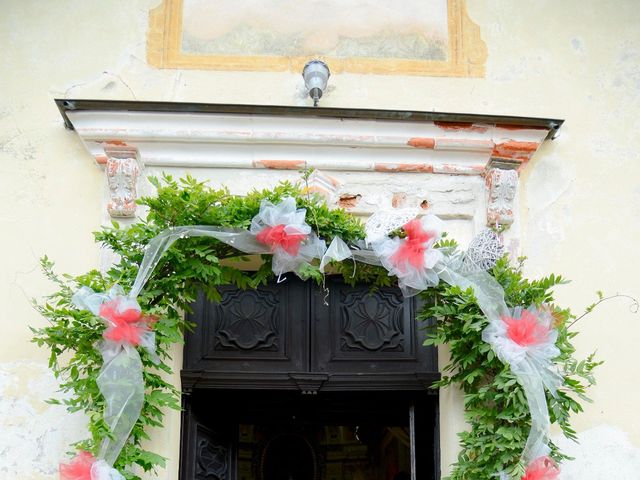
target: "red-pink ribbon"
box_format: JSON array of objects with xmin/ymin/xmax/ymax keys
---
[
  {"xmin": 502, "ymin": 309, "xmax": 551, "ymax": 347},
  {"xmin": 390, "ymin": 218, "xmax": 434, "ymax": 271},
  {"xmin": 521, "ymin": 456, "xmax": 560, "ymax": 480},
  {"xmin": 59, "ymin": 451, "xmax": 95, "ymax": 480},
  {"xmin": 256, "ymin": 224, "xmax": 307, "ymax": 256},
  {"xmin": 98, "ymin": 298, "xmax": 154, "ymax": 346}
]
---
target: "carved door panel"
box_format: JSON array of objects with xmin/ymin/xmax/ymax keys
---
[
  {"xmin": 183, "ymin": 277, "xmax": 438, "ymax": 390},
  {"xmin": 181, "ymin": 397, "xmax": 235, "ymax": 480},
  {"xmin": 311, "ymin": 277, "xmax": 436, "ymax": 375},
  {"xmin": 184, "ymin": 279, "xmax": 308, "ymax": 374}
]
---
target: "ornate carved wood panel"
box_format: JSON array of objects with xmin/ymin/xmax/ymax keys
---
[
  {"xmin": 180, "ymin": 399, "xmax": 235, "ymax": 480},
  {"xmin": 311, "ymin": 277, "xmax": 437, "ymax": 378},
  {"xmin": 339, "ymin": 288, "xmax": 405, "ymax": 352},
  {"xmin": 184, "ymin": 280, "xmax": 308, "ymax": 375},
  {"xmin": 195, "ymin": 430, "xmax": 230, "ymax": 480},
  {"xmin": 211, "ymin": 288, "xmax": 280, "ymax": 352},
  {"xmin": 183, "ymin": 276, "xmax": 438, "ymax": 391}
]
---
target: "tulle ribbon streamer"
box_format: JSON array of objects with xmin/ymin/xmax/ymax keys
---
[
  {"xmin": 483, "ymin": 306, "xmax": 563, "ymax": 469},
  {"xmin": 66, "ymin": 197, "xmax": 562, "ymax": 478},
  {"xmin": 66, "ymin": 286, "xmax": 152, "ymax": 479}
]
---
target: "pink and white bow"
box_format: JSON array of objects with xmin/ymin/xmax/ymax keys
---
[
  {"xmin": 250, "ymin": 197, "xmax": 326, "ymax": 277},
  {"xmin": 483, "ymin": 305, "xmax": 563, "ymax": 467},
  {"xmin": 521, "ymin": 456, "xmax": 560, "ymax": 480},
  {"xmin": 59, "ymin": 451, "xmax": 124, "ymax": 480},
  {"xmin": 67, "ymin": 286, "xmax": 153, "ymax": 478},
  {"xmin": 498, "ymin": 455, "xmax": 560, "ymax": 480},
  {"xmin": 373, "ymin": 215, "xmax": 444, "ymax": 295},
  {"xmin": 72, "ymin": 285, "xmax": 157, "ymax": 362}
]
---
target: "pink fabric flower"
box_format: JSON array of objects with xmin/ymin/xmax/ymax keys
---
[
  {"xmin": 372, "ymin": 214, "xmax": 443, "ymax": 295},
  {"xmin": 255, "ymin": 224, "xmax": 307, "ymax": 255},
  {"xmin": 390, "ymin": 218, "xmax": 434, "ymax": 271},
  {"xmin": 99, "ymin": 298, "xmax": 151, "ymax": 346},
  {"xmin": 59, "ymin": 451, "xmax": 95, "ymax": 480},
  {"xmin": 249, "ymin": 197, "xmax": 325, "ymax": 277},
  {"xmin": 521, "ymin": 456, "xmax": 560, "ymax": 480},
  {"xmin": 502, "ymin": 309, "xmax": 551, "ymax": 347}
]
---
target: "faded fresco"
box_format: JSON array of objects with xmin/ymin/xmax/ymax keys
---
[
  {"xmin": 147, "ymin": 0, "xmax": 486, "ymax": 76},
  {"xmin": 181, "ymin": 0, "xmax": 449, "ymax": 61}
]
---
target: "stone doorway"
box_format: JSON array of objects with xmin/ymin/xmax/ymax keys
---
[{"xmin": 179, "ymin": 278, "xmax": 440, "ymax": 479}]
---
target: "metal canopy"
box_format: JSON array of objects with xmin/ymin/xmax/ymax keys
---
[{"xmin": 55, "ymin": 98, "xmax": 563, "ymax": 140}]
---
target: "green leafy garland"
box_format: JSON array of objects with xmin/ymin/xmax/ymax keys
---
[
  {"xmin": 32, "ymin": 175, "xmax": 600, "ymax": 479},
  {"xmin": 423, "ymin": 260, "xmax": 601, "ymax": 478}
]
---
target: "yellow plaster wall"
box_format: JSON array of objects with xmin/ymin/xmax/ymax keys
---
[{"xmin": 1, "ymin": 0, "xmax": 639, "ymax": 478}]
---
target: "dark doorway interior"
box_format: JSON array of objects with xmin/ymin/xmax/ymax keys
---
[
  {"xmin": 182, "ymin": 390, "xmax": 438, "ymax": 480},
  {"xmin": 261, "ymin": 433, "xmax": 317, "ymax": 480}
]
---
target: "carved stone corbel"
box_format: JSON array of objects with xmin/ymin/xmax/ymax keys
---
[
  {"xmin": 104, "ymin": 146, "xmax": 141, "ymax": 218},
  {"xmin": 486, "ymin": 167, "xmax": 518, "ymax": 227}
]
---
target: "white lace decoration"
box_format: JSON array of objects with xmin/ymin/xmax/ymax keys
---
[
  {"xmin": 462, "ymin": 228, "xmax": 505, "ymax": 273},
  {"xmin": 364, "ymin": 208, "xmax": 419, "ymax": 244}
]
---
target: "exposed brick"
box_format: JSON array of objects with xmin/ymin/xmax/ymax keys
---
[
  {"xmin": 492, "ymin": 141, "xmax": 539, "ymax": 160},
  {"xmin": 375, "ymin": 162, "xmax": 434, "ymax": 173},
  {"xmin": 338, "ymin": 194, "xmax": 361, "ymax": 209},
  {"xmin": 392, "ymin": 192, "xmax": 407, "ymax": 208},
  {"xmin": 255, "ymin": 159, "xmax": 307, "ymax": 169},
  {"xmin": 407, "ymin": 137, "xmax": 436, "ymax": 149},
  {"xmin": 434, "ymin": 121, "xmax": 488, "ymax": 133}
]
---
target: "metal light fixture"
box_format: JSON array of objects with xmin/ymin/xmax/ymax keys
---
[{"xmin": 302, "ymin": 60, "xmax": 330, "ymax": 107}]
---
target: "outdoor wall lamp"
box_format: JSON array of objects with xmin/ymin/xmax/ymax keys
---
[{"xmin": 302, "ymin": 60, "xmax": 330, "ymax": 107}]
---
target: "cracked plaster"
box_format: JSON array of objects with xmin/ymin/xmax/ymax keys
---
[{"xmin": 0, "ymin": 362, "xmax": 86, "ymax": 478}]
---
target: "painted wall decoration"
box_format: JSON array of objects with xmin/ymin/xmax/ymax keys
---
[{"xmin": 147, "ymin": 0, "xmax": 486, "ymax": 76}]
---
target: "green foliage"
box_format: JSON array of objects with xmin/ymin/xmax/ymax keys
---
[
  {"xmin": 421, "ymin": 256, "xmax": 600, "ymax": 479},
  {"xmin": 32, "ymin": 175, "xmax": 598, "ymax": 479},
  {"xmin": 32, "ymin": 175, "xmax": 372, "ymax": 478}
]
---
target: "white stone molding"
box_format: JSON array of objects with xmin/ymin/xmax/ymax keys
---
[
  {"xmin": 64, "ymin": 106, "xmax": 556, "ymax": 230},
  {"xmin": 104, "ymin": 146, "xmax": 140, "ymax": 218},
  {"xmin": 67, "ymin": 110, "xmax": 550, "ymax": 176},
  {"xmin": 486, "ymin": 168, "xmax": 518, "ymax": 226}
]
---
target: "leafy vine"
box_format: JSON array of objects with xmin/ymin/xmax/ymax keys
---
[
  {"xmin": 422, "ymin": 258, "xmax": 601, "ymax": 478},
  {"xmin": 32, "ymin": 175, "xmax": 600, "ymax": 479}
]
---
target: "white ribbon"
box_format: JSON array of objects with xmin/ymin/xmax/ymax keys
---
[
  {"xmin": 91, "ymin": 458, "xmax": 126, "ymax": 480},
  {"xmin": 482, "ymin": 306, "xmax": 563, "ymax": 464},
  {"xmin": 68, "ymin": 202, "xmax": 562, "ymax": 476},
  {"xmin": 71, "ymin": 287, "xmax": 148, "ymax": 470}
]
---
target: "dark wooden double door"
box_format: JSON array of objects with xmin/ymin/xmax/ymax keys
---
[{"xmin": 180, "ymin": 277, "xmax": 440, "ymax": 480}]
